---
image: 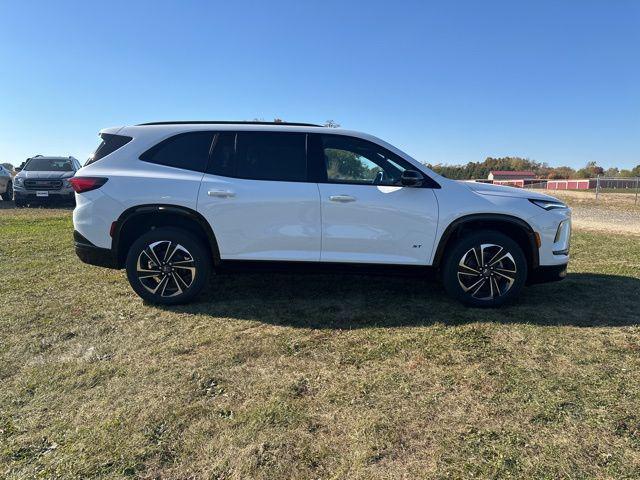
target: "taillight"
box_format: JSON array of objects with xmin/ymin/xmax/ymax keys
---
[{"xmin": 69, "ymin": 177, "xmax": 108, "ymax": 193}]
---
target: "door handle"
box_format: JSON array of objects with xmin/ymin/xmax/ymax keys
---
[
  {"xmin": 208, "ymin": 189, "xmax": 235, "ymax": 198},
  {"xmin": 329, "ymin": 195, "xmax": 356, "ymax": 203}
]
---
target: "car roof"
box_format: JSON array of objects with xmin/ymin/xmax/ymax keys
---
[{"xmin": 137, "ymin": 121, "xmax": 322, "ymax": 127}]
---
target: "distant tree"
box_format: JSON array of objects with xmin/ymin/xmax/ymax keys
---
[
  {"xmin": 547, "ymin": 166, "xmax": 576, "ymax": 179},
  {"xmin": 619, "ymin": 169, "xmax": 633, "ymax": 177},
  {"xmin": 632, "ymin": 164, "xmax": 640, "ymax": 176},
  {"xmin": 604, "ymin": 167, "xmax": 620, "ymax": 177},
  {"xmin": 324, "ymin": 120, "xmax": 340, "ymax": 128},
  {"xmin": 576, "ymin": 161, "xmax": 604, "ymax": 179}
]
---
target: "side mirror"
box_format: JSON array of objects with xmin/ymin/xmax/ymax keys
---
[
  {"xmin": 401, "ymin": 170, "xmax": 424, "ymax": 187},
  {"xmin": 14, "ymin": 167, "xmax": 22, "ymax": 172}
]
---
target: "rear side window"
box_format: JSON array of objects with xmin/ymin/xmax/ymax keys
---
[
  {"xmin": 209, "ymin": 132, "xmax": 236, "ymax": 177},
  {"xmin": 140, "ymin": 132, "xmax": 214, "ymax": 173},
  {"xmin": 235, "ymin": 132, "xmax": 307, "ymax": 182},
  {"xmin": 86, "ymin": 134, "xmax": 133, "ymax": 166}
]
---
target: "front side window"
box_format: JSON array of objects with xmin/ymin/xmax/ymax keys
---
[
  {"xmin": 321, "ymin": 135, "xmax": 408, "ymax": 185},
  {"xmin": 24, "ymin": 157, "xmax": 74, "ymax": 172},
  {"xmin": 140, "ymin": 132, "xmax": 214, "ymax": 173},
  {"xmin": 235, "ymin": 132, "xmax": 307, "ymax": 182}
]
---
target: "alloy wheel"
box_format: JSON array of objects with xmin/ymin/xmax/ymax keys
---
[
  {"xmin": 136, "ymin": 240, "xmax": 196, "ymax": 297},
  {"xmin": 457, "ymin": 243, "xmax": 517, "ymax": 301}
]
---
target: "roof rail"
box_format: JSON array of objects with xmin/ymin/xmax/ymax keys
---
[{"xmin": 137, "ymin": 120, "xmax": 323, "ymax": 127}]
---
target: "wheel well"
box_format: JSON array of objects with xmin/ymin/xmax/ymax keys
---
[
  {"xmin": 114, "ymin": 208, "xmax": 219, "ymax": 268},
  {"xmin": 434, "ymin": 217, "xmax": 538, "ymax": 272}
]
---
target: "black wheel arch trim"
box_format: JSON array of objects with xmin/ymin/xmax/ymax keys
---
[
  {"xmin": 432, "ymin": 213, "xmax": 540, "ymax": 270},
  {"xmin": 111, "ymin": 204, "xmax": 221, "ymax": 268}
]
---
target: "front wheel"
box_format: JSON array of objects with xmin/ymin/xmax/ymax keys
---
[
  {"xmin": 1, "ymin": 182, "xmax": 12, "ymax": 201},
  {"xmin": 125, "ymin": 228, "xmax": 211, "ymax": 305},
  {"xmin": 442, "ymin": 231, "xmax": 527, "ymax": 307}
]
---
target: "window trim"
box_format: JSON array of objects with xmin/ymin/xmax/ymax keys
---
[{"xmin": 307, "ymin": 133, "xmax": 440, "ymax": 189}]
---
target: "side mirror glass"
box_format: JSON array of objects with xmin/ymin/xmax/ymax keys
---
[{"xmin": 401, "ymin": 170, "xmax": 424, "ymax": 187}]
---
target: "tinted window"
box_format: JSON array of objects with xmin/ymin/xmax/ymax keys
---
[
  {"xmin": 141, "ymin": 132, "xmax": 214, "ymax": 172},
  {"xmin": 24, "ymin": 158, "xmax": 74, "ymax": 172},
  {"xmin": 208, "ymin": 132, "xmax": 236, "ymax": 177},
  {"xmin": 235, "ymin": 132, "xmax": 306, "ymax": 182},
  {"xmin": 321, "ymin": 135, "xmax": 409, "ymax": 186},
  {"xmin": 86, "ymin": 134, "xmax": 133, "ymax": 166}
]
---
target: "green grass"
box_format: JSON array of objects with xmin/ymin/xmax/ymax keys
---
[{"xmin": 1, "ymin": 208, "xmax": 640, "ymax": 479}]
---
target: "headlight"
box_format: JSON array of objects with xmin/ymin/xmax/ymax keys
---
[
  {"xmin": 529, "ymin": 199, "xmax": 568, "ymax": 211},
  {"xmin": 14, "ymin": 177, "xmax": 24, "ymax": 186}
]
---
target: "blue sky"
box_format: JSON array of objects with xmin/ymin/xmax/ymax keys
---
[{"xmin": 1, "ymin": 0, "xmax": 638, "ymax": 169}]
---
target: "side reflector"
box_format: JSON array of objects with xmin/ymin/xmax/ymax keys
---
[
  {"xmin": 69, "ymin": 177, "xmax": 108, "ymax": 193},
  {"xmin": 534, "ymin": 232, "xmax": 542, "ymax": 248}
]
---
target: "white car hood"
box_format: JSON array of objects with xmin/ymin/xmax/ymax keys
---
[{"xmin": 461, "ymin": 181, "xmax": 559, "ymax": 201}]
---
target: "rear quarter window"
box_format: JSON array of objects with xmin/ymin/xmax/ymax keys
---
[
  {"xmin": 140, "ymin": 132, "xmax": 215, "ymax": 173},
  {"xmin": 86, "ymin": 134, "xmax": 133, "ymax": 166}
]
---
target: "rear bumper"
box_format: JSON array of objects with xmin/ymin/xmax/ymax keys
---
[
  {"xmin": 74, "ymin": 230, "xmax": 119, "ymax": 269},
  {"xmin": 528, "ymin": 263, "xmax": 568, "ymax": 285}
]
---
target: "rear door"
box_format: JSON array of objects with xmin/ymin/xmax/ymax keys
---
[
  {"xmin": 197, "ymin": 131, "xmax": 321, "ymax": 261},
  {"xmin": 311, "ymin": 133, "xmax": 439, "ymax": 265}
]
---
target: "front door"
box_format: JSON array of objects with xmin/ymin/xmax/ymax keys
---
[{"xmin": 312, "ymin": 134, "xmax": 439, "ymax": 265}]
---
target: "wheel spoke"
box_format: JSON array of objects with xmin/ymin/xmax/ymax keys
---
[
  {"xmin": 138, "ymin": 273, "xmax": 162, "ymax": 280},
  {"xmin": 492, "ymin": 276, "xmax": 502, "ymax": 297},
  {"xmin": 486, "ymin": 246, "xmax": 504, "ymax": 265},
  {"xmin": 173, "ymin": 272, "xmax": 190, "ymax": 290},
  {"xmin": 149, "ymin": 275, "xmax": 169, "ymax": 294},
  {"xmin": 462, "ymin": 276, "xmax": 485, "ymax": 293},
  {"xmin": 470, "ymin": 278, "xmax": 487, "ymax": 297},
  {"xmin": 458, "ymin": 263, "xmax": 481, "ymax": 275},
  {"xmin": 494, "ymin": 270, "xmax": 516, "ymax": 282},
  {"xmin": 164, "ymin": 243, "xmax": 193, "ymax": 264}
]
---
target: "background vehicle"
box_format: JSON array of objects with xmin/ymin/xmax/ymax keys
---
[
  {"xmin": 13, "ymin": 156, "xmax": 80, "ymax": 207},
  {"xmin": 72, "ymin": 122, "xmax": 572, "ymax": 307},
  {"xmin": 0, "ymin": 165, "xmax": 13, "ymax": 201}
]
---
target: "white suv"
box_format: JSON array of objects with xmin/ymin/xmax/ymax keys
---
[{"xmin": 72, "ymin": 121, "xmax": 571, "ymax": 307}]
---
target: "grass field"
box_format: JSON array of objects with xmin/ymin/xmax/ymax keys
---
[{"xmin": 1, "ymin": 206, "xmax": 640, "ymax": 479}]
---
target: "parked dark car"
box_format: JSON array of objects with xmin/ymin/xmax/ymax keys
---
[{"xmin": 13, "ymin": 156, "xmax": 81, "ymax": 207}]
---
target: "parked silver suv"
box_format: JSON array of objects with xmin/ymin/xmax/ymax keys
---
[{"xmin": 13, "ymin": 156, "xmax": 81, "ymax": 207}]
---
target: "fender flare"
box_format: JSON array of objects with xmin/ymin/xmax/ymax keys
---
[
  {"xmin": 112, "ymin": 204, "xmax": 221, "ymax": 266},
  {"xmin": 432, "ymin": 213, "xmax": 539, "ymax": 269}
]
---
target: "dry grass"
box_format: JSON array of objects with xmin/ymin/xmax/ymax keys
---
[{"xmin": 1, "ymin": 207, "xmax": 640, "ymax": 479}]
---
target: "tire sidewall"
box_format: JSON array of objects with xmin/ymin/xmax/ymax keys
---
[
  {"xmin": 125, "ymin": 227, "xmax": 211, "ymax": 305},
  {"xmin": 442, "ymin": 231, "xmax": 528, "ymax": 307}
]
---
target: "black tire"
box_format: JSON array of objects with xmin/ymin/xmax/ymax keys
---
[
  {"xmin": 442, "ymin": 230, "xmax": 527, "ymax": 307},
  {"xmin": 14, "ymin": 197, "xmax": 27, "ymax": 208},
  {"xmin": 125, "ymin": 227, "xmax": 211, "ymax": 305},
  {"xmin": 1, "ymin": 182, "xmax": 12, "ymax": 201}
]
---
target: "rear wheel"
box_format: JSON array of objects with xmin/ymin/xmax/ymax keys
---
[
  {"xmin": 125, "ymin": 228, "xmax": 211, "ymax": 305},
  {"xmin": 442, "ymin": 231, "xmax": 527, "ymax": 307}
]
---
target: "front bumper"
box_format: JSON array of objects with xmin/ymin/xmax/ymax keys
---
[
  {"xmin": 74, "ymin": 230, "xmax": 119, "ymax": 269},
  {"xmin": 14, "ymin": 187, "xmax": 75, "ymax": 201},
  {"xmin": 528, "ymin": 263, "xmax": 568, "ymax": 285}
]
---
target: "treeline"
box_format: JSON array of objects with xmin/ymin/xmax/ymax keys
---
[{"xmin": 427, "ymin": 158, "xmax": 640, "ymax": 180}]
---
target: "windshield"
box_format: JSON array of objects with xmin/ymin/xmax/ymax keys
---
[{"xmin": 24, "ymin": 158, "xmax": 74, "ymax": 172}]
